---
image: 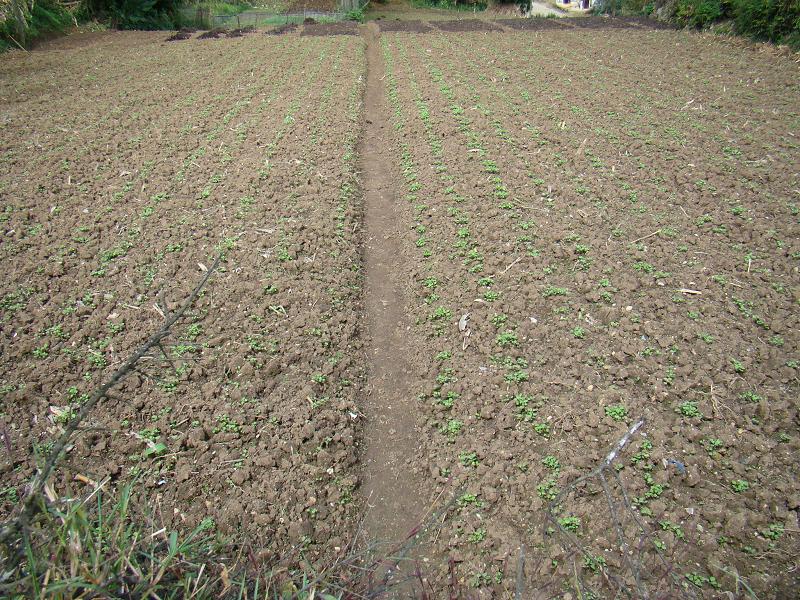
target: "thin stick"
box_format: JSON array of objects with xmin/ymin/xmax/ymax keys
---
[
  {"xmin": 6, "ymin": 33, "xmax": 27, "ymax": 52},
  {"xmin": 629, "ymin": 230, "xmax": 661, "ymax": 244},
  {"xmin": 499, "ymin": 256, "xmax": 522, "ymax": 275},
  {"xmin": 603, "ymin": 419, "xmax": 645, "ymax": 467}
]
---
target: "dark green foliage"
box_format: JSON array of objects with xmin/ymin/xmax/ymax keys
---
[
  {"xmin": 732, "ymin": 0, "xmax": 800, "ymax": 47},
  {"xmin": 596, "ymin": 0, "xmax": 651, "ymax": 14},
  {"xmin": 675, "ymin": 0, "xmax": 728, "ymax": 28},
  {"xmin": 410, "ymin": 0, "xmax": 488, "ymax": 10},
  {"xmin": 83, "ymin": 0, "xmax": 182, "ymax": 29},
  {"xmin": 111, "ymin": 0, "xmax": 178, "ymax": 29},
  {"xmin": 0, "ymin": 0, "xmax": 73, "ymax": 49},
  {"xmin": 597, "ymin": 0, "xmax": 799, "ymax": 47}
]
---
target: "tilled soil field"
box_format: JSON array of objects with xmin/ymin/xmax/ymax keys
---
[
  {"xmin": 376, "ymin": 27, "xmax": 799, "ymax": 597},
  {"xmin": 1, "ymin": 32, "xmax": 366, "ymax": 557},
  {"xmin": 1, "ymin": 18, "xmax": 799, "ymax": 600}
]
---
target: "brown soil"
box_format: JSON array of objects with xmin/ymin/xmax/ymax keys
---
[
  {"xmin": 197, "ymin": 27, "xmax": 227, "ymax": 39},
  {"xmin": 497, "ymin": 17, "xmax": 571, "ymax": 31},
  {"xmin": 566, "ymin": 15, "xmax": 639, "ymax": 29},
  {"xmin": 357, "ymin": 22, "xmax": 427, "ymax": 549},
  {"xmin": 378, "ymin": 19, "xmax": 432, "ymax": 33},
  {"xmin": 1, "ymin": 19, "xmax": 798, "ymax": 600},
  {"xmin": 374, "ymin": 27, "xmax": 799, "ymax": 597},
  {"xmin": 266, "ymin": 23, "xmax": 299, "ymax": 35},
  {"xmin": 166, "ymin": 31, "xmax": 193, "ymax": 41},
  {"xmin": 433, "ymin": 19, "xmax": 503, "ymax": 32},
  {"xmin": 301, "ymin": 22, "xmax": 359, "ymax": 36},
  {"xmin": 227, "ymin": 26, "xmax": 256, "ymax": 37},
  {"xmin": 616, "ymin": 15, "xmax": 678, "ymax": 29},
  {"xmin": 0, "ymin": 30, "xmax": 367, "ymax": 563}
]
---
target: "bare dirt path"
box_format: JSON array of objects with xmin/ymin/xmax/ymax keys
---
[{"xmin": 358, "ymin": 22, "xmax": 426, "ymax": 547}]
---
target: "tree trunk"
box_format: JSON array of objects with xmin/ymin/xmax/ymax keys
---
[{"xmin": 11, "ymin": 0, "xmax": 27, "ymax": 47}]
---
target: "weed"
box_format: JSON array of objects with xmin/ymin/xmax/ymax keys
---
[
  {"xmin": 677, "ymin": 401, "xmax": 702, "ymax": 418},
  {"xmin": 659, "ymin": 520, "xmax": 685, "ymax": 540},
  {"xmin": 496, "ymin": 331, "xmax": 519, "ymax": 347},
  {"xmin": 459, "ymin": 451, "xmax": 479, "ymax": 467},
  {"xmin": 604, "ymin": 404, "xmax": 628, "ymax": 422},
  {"xmin": 686, "ymin": 572, "xmax": 720, "ymax": 589},
  {"xmin": 469, "ymin": 528, "xmax": 487, "ymax": 543},
  {"xmin": 536, "ymin": 478, "xmax": 559, "ymax": 501},
  {"xmin": 542, "ymin": 286, "xmax": 568, "ymax": 297},
  {"xmin": 440, "ymin": 418, "xmax": 463, "ymax": 438},
  {"xmin": 431, "ymin": 306, "xmax": 453, "ymax": 321},
  {"xmin": 558, "ymin": 516, "xmax": 580, "ymax": 533},
  {"xmin": 32, "ymin": 343, "xmax": 49, "ymax": 359},
  {"xmin": 457, "ymin": 493, "xmax": 484, "ymax": 509},
  {"xmin": 213, "ymin": 415, "xmax": 241, "ymax": 434},
  {"xmin": 542, "ymin": 455, "xmax": 560, "ymax": 471},
  {"xmin": 731, "ymin": 479, "xmax": 750, "ymax": 493},
  {"xmin": 740, "ymin": 391, "xmax": 762, "ymax": 403},
  {"xmin": 769, "ymin": 335, "xmax": 785, "ymax": 347}
]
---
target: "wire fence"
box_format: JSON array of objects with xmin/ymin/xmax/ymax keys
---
[{"xmin": 178, "ymin": 1, "xmax": 368, "ymax": 30}]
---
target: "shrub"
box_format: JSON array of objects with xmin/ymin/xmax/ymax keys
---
[
  {"xmin": 0, "ymin": 0, "xmax": 74, "ymax": 49},
  {"xmin": 106, "ymin": 0, "xmax": 180, "ymax": 30},
  {"xmin": 732, "ymin": 0, "xmax": 800, "ymax": 47},
  {"xmin": 675, "ymin": 0, "xmax": 727, "ymax": 28}
]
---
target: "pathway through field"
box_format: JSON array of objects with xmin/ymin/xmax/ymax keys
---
[{"xmin": 359, "ymin": 23, "xmax": 426, "ymax": 550}]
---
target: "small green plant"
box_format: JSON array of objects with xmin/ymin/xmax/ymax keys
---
[
  {"xmin": 496, "ymin": 331, "xmax": 519, "ymax": 347},
  {"xmin": 457, "ymin": 493, "xmax": 484, "ymax": 509},
  {"xmin": 431, "ymin": 306, "xmax": 453, "ymax": 321},
  {"xmin": 662, "ymin": 366, "xmax": 676, "ymax": 386},
  {"xmin": 558, "ymin": 516, "xmax": 580, "ymax": 533},
  {"xmin": 490, "ymin": 314, "xmax": 508, "ymax": 327},
  {"xmin": 536, "ymin": 478, "xmax": 559, "ymax": 501},
  {"xmin": 769, "ymin": 335, "xmax": 785, "ymax": 347},
  {"xmin": 732, "ymin": 359, "xmax": 745, "ymax": 374},
  {"xmin": 677, "ymin": 401, "xmax": 701, "ymax": 418},
  {"xmin": 542, "ymin": 286, "xmax": 568, "ymax": 297},
  {"xmin": 701, "ymin": 438, "xmax": 724, "ymax": 455},
  {"xmin": 459, "ymin": 451, "xmax": 479, "ymax": 468},
  {"xmin": 762, "ymin": 523, "xmax": 784, "ymax": 541},
  {"xmin": 604, "ymin": 404, "xmax": 628, "ymax": 422},
  {"xmin": 740, "ymin": 390, "xmax": 762, "ymax": 403},
  {"xmin": 542, "ymin": 455, "xmax": 560, "ymax": 471},
  {"xmin": 731, "ymin": 479, "xmax": 750, "ymax": 493},
  {"xmin": 571, "ymin": 326, "xmax": 586, "ymax": 339},
  {"xmin": 469, "ymin": 528, "xmax": 487, "ymax": 543},
  {"xmin": 440, "ymin": 419, "xmax": 463, "ymax": 438},
  {"xmin": 685, "ymin": 572, "xmax": 720, "ymax": 590},
  {"xmin": 583, "ymin": 555, "xmax": 607, "ymax": 573},
  {"xmin": 32, "ymin": 343, "xmax": 50, "ymax": 359},
  {"xmin": 659, "ymin": 520, "xmax": 685, "ymax": 540},
  {"xmin": 213, "ymin": 415, "xmax": 241, "ymax": 434}
]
